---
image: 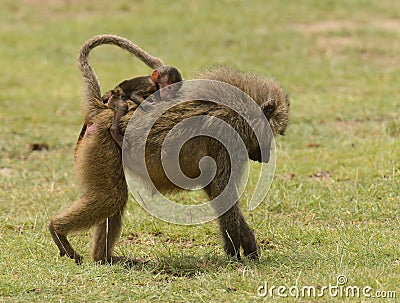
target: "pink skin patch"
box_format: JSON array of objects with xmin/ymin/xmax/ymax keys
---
[{"xmin": 85, "ymin": 123, "xmax": 97, "ymax": 137}]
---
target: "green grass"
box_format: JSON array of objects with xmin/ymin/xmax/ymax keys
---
[{"xmin": 1, "ymin": 0, "xmax": 399, "ymax": 302}]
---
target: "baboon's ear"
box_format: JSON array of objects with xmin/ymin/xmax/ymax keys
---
[
  {"xmin": 261, "ymin": 99, "xmax": 276, "ymax": 119},
  {"xmin": 151, "ymin": 69, "xmax": 160, "ymax": 82}
]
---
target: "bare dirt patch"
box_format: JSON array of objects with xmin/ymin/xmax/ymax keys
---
[
  {"xmin": 291, "ymin": 19, "xmax": 400, "ymax": 34},
  {"xmin": 293, "ymin": 19, "xmax": 400, "ymax": 66},
  {"xmin": 12, "ymin": 0, "xmax": 118, "ymax": 21},
  {"xmin": 309, "ymin": 171, "xmax": 334, "ymax": 183},
  {"xmin": 0, "ymin": 167, "xmax": 16, "ymax": 177},
  {"xmin": 316, "ymin": 36, "xmax": 354, "ymax": 48}
]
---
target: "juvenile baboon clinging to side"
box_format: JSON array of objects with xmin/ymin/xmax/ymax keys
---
[
  {"xmin": 104, "ymin": 65, "xmax": 182, "ymax": 146},
  {"xmin": 102, "ymin": 65, "xmax": 183, "ymax": 105},
  {"xmin": 49, "ymin": 37, "xmax": 290, "ymax": 265}
]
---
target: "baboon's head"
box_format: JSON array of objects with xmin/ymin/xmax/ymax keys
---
[
  {"xmin": 247, "ymin": 76, "xmax": 290, "ymax": 163},
  {"xmin": 258, "ymin": 78, "xmax": 290, "ymax": 136},
  {"xmin": 197, "ymin": 66, "xmax": 290, "ymax": 163},
  {"xmin": 198, "ymin": 66, "xmax": 290, "ymax": 136}
]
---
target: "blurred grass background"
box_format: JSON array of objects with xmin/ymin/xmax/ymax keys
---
[{"xmin": 0, "ymin": 0, "xmax": 399, "ymax": 302}]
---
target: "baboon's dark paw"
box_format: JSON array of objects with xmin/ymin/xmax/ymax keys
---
[
  {"xmin": 73, "ymin": 254, "xmax": 83, "ymax": 265},
  {"xmin": 244, "ymin": 250, "xmax": 259, "ymax": 260}
]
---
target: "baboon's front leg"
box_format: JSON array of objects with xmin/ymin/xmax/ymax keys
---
[
  {"xmin": 216, "ymin": 205, "xmax": 241, "ymax": 259},
  {"xmin": 205, "ymin": 172, "xmax": 241, "ymax": 259},
  {"xmin": 239, "ymin": 214, "xmax": 258, "ymax": 259}
]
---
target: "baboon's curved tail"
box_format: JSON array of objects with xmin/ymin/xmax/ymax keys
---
[{"xmin": 78, "ymin": 34, "xmax": 164, "ymax": 112}]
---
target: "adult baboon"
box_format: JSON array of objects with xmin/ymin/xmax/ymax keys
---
[{"xmin": 49, "ymin": 36, "xmax": 289, "ymax": 265}]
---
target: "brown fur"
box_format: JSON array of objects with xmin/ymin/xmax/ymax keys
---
[{"xmin": 49, "ymin": 63, "xmax": 289, "ymax": 265}]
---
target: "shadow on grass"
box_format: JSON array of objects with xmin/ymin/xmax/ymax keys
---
[
  {"xmin": 122, "ymin": 249, "xmax": 309, "ymax": 277},
  {"xmin": 126, "ymin": 254, "xmax": 239, "ymax": 277}
]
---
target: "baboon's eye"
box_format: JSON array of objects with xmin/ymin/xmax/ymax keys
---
[{"xmin": 266, "ymin": 99, "xmax": 276, "ymax": 111}]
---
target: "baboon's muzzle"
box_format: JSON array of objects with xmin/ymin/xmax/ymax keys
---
[{"xmin": 248, "ymin": 142, "xmax": 271, "ymax": 163}]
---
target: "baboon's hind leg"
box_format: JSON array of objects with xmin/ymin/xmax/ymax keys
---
[
  {"xmin": 91, "ymin": 204, "xmax": 137, "ymax": 266},
  {"xmin": 48, "ymin": 222, "xmax": 83, "ymax": 264},
  {"xmin": 49, "ymin": 196, "xmax": 115, "ymax": 265}
]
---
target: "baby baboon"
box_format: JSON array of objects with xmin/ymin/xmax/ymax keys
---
[
  {"xmin": 102, "ymin": 65, "xmax": 183, "ymax": 105},
  {"xmin": 105, "ymin": 65, "xmax": 183, "ymax": 146},
  {"xmin": 49, "ymin": 61, "xmax": 289, "ymax": 264}
]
